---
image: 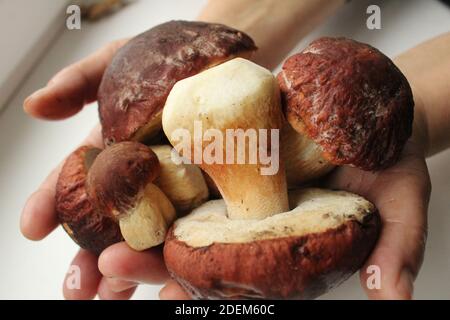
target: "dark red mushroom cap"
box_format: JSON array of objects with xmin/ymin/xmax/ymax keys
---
[
  {"xmin": 98, "ymin": 20, "xmax": 257, "ymax": 145},
  {"xmin": 278, "ymin": 37, "xmax": 414, "ymax": 170},
  {"xmin": 164, "ymin": 188, "xmax": 380, "ymax": 299},
  {"xmin": 55, "ymin": 146, "xmax": 123, "ymax": 255}
]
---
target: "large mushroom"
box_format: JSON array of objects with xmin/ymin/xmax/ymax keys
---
[
  {"xmin": 162, "ymin": 58, "xmax": 382, "ymax": 299},
  {"xmin": 98, "ymin": 20, "xmax": 257, "ymax": 146},
  {"xmin": 278, "ymin": 37, "xmax": 414, "ymax": 178}
]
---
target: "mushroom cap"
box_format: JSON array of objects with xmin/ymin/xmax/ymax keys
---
[
  {"xmin": 86, "ymin": 141, "xmax": 160, "ymax": 220},
  {"xmin": 277, "ymin": 37, "xmax": 414, "ymax": 170},
  {"xmin": 98, "ymin": 20, "xmax": 257, "ymax": 145},
  {"xmin": 164, "ymin": 188, "xmax": 380, "ymax": 299},
  {"xmin": 55, "ymin": 146, "xmax": 123, "ymax": 255}
]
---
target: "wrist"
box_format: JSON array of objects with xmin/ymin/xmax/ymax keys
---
[
  {"xmin": 197, "ymin": 0, "xmax": 345, "ymax": 69},
  {"xmin": 411, "ymin": 86, "xmax": 430, "ymax": 157}
]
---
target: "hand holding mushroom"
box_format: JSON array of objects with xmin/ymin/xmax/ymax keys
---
[
  {"xmin": 53, "ymin": 31, "xmax": 415, "ymax": 299},
  {"xmin": 22, "ymin": 20, "xmax": 437, "ymax": 300}
]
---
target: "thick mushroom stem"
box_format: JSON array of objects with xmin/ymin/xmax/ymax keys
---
[
  {"xmin": 281, "ymin": 123, "xmax": 334, "ymax": 187},
  {"xmin": 162, "ymin": 58, "xmax": 289, "ymax": 220}
]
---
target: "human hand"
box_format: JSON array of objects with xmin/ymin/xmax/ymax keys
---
[
  {"xmin": 325, "ymin": 137, "xmax": 430, "ymax": 299},
  {"xmin": 20, "ymin": 39, "xmax": 186, "ymax": 300},
  {"xmin": 20, "ymin": 29, "xmax": 440, "ymax": 300}
]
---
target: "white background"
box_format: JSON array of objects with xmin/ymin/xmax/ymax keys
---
[{"xmin": 0, "ymin": 0, "xmax": 449, "ymax": 299}]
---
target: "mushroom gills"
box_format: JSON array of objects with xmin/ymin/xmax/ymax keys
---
[{"xmin": 173, "ymin": 188, "xmax": 376, "ymax": 247}]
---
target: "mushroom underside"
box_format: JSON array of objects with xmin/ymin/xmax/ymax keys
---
[{"xmin": 164, "ymin": 188, "xmax": 380, "ymax": 299}]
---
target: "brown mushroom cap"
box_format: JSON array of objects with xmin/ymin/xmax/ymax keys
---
[
  {"xmin": 55, "ymin": 146, "xmax": 122, "ymax": 255},
  {"xmin": 57, "ymin": 142, "xmax": 176, "ymax": 253},
  {"xmin": 164, "ymin": 188, "xmax": 380, "ymax": 299},
  {"xmin": 86, "ymin": 142, "xmax": 160, "ymax": 217},
  {"xmin": 98, "ymin": 20, "xmax": 257, "ymax": 146},
  {"xmin": 277, "ymin": 37, "xmax": 414, "ymax": 170},
  {"xmin": 86, "ymin": 141, "xmax": 176, "ymax": 251}
]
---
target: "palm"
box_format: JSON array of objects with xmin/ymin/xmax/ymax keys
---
[{"xmin": 324, "ymin": 138, "xmax": 430, "ymax": 299}]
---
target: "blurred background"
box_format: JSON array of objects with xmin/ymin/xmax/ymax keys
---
[{"xmin": 0, "ymin": 0, "xmax": 449, "ymax": 299}]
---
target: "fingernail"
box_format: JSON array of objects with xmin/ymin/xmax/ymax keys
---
[
  {"xmin": 23, "ymin": 88, "xmax": 46, "ymax": 112},
  {"xmin": 398, "ymin": 268, "xmax": 414, "ymax": 299}
]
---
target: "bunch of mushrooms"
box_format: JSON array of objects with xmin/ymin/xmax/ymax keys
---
[{"xmin": 55, "ymin": 21, "xmax": 414, "ymax": 299}]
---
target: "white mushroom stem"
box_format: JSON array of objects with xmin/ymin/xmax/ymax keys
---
[
  {"xmin": 119, "ymin": 183, "xmax": 175, "ymax": 251},
  {"xmin": 281, "ymin": 123, "xmax": 335, "ymax": 187},
  {"xmin": 150, "ymin": 145, "xmax": 209, "ymax": 213},
  {"xmin": 162, "ymin": 58, "xmax": 289, "ymax": 220}
]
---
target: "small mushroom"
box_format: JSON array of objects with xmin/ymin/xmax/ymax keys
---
[
  {"xmin": 55, "ymin": 146, "xmax": 122, "ymax": 255},
  {"xmin": 56, "ymin": 142, "xmax": 176, "ymax": 252}
]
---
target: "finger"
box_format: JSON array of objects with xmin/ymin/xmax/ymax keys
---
[
  {"xmin": 63, "ymin": 249, "xmax": 102, "ymax": 300},
  {"xmin": 97, "ymin": 277, "xmax": 136, "ymax": 300},
  {"xmin": 20, "ymin": 124, "xmax": 103, "ymax": 240},
  {"xmin": 104, "ymin": 277, "xmax": 138, "ymax": 293},
  {"xmin": 24, "ymin": 39, "xmax": 128, "ymax": 120},
  {"xmin": 359, "ymin": 160, "xmax": 430, "ymax": 299},
  {"xmin": 98, "ymin": 242, "xmax": 169, "ymax": 284},
  {"xmin": 159, "ymin": 280, "xmax": 191, "ymax": 300},
  {"xmin": 20, "ymin": 165, "xmax": 61, "ymax": 240}
]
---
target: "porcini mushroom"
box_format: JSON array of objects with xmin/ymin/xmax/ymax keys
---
[
  {"xmin": 162, "ymin": 58, "xmax": 381, "ymax": 299},
  {"xmin": 278, "ymin": 37, "xmax": 414, "ymax": 173},
  {"xmin": 56, "ymin": 141, "xmax": 176, "ymax": 252},
  {"xmin": 98, "ymin": 20, "xmax": 257, "ymax": 146},
  {"xmin": 163, "ymin": 57, "xmax": 288, "ymax": 220},
  {"xmin": 55, "ymin": 146, "xmax": 122, "ymax": 255}
]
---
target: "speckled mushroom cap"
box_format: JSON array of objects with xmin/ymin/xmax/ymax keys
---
[
  {"xmin": 164, "ymin": 188, "xmax": 380, "ymax": 299},
  {"xmin": 277, "ymin": 37, "xmax": 414, "ymax": 170},
  {"xmin": 56, "ymin": 146, "xmax": 123, "ymax": 255},
  {"xmin": 98, "ymin": 20, "xmax": 257, "ymax": 146}
]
